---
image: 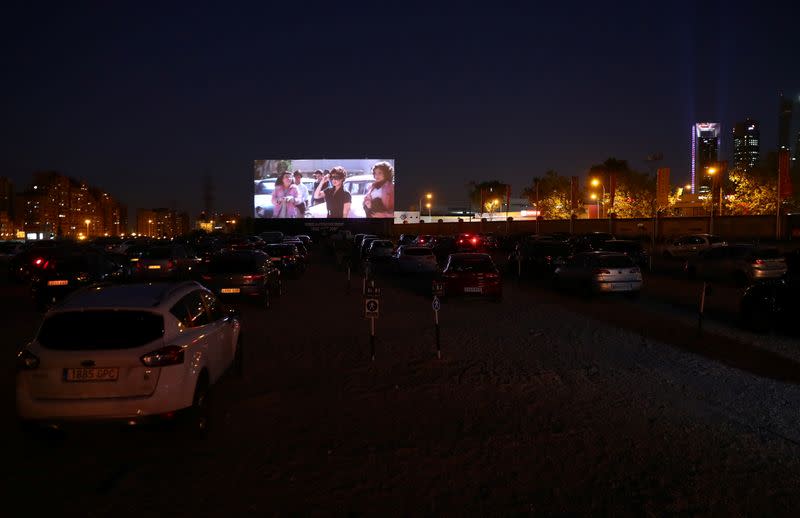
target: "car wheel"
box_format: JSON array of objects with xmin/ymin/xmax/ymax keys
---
[{"xmin": 188, "ymin": 375, "xmax": 211, "ymax": 439}]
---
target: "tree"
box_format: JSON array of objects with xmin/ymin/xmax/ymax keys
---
[
  {"xmin": 521, "ymin": 170, "xmax": 580, "ymax": 219},
  {"xmin": 467, "ymin": 180, "xmax": 509, "ymax": 214},
  {"xmin": 588, "ymin": 158, "xmax": 657, "ymax": 218}
]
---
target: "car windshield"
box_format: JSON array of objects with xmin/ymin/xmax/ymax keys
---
[
  {"xmin": 449, "ymin": 257, "xmax": 495, "ymax": 273},
  {"xmin": 597, "ymin": 255, "xmax": 635, "ymax": 268},
  {"xmin": 143, "ymin": 248, "xmax": 173, "ymax": 259},
  {"xmin": 265, "ymin": 245, "xmax": 296, "ymax": 256},
  {"xmin": 256, "ymin": 181, "xmax": 275, "ymax": 195},
  {"xmin": 38, "ymin": 311, "xmax": 165, "ymax": 350},
  {"xmin": 404, "ymin": 248, "xmax": 433, "ymax": 256},
  {"xmin": 209, "ymin": 255, "xmax": 259, "ymax": 273}
]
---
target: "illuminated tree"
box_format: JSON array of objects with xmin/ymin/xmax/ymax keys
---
[
  {"xmin": 588, "ymin": 158, "xmax": 657, "ymax": 218},
  {"xmin": 521, "ymin": 170, "xmax": 581, "ymax": 219},
  {"xmin": 467, "ymin": 180, "xmax": 510, "ymax": 214}
]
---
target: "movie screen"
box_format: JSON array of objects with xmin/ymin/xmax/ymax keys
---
[{"xmin": 254, "ymin": 159, "xmax": 396, "ymax": 219}]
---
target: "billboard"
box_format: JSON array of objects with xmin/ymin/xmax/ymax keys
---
[{"xmin": 254, "ymin": 159, "xmax": 395, "ymax": 219}]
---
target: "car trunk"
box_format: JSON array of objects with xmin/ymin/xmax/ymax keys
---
[{"xmin": 29, "ymin": 311, "xmax": 165, "ymax": 400}]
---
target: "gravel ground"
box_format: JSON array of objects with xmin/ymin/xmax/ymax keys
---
[{"xmin": 4, "ymin": 249, "xmax": 800, "ymax": 515}]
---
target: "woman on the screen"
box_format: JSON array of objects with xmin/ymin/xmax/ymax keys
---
[
  {"xmin": 272, "ymin": 172, "xmax": 300, "ymax": 218},
  {"xmin": 363, "ymin": 161, "xmax": 394, "ymax": 218},
  {"xmin": 313, "ymin": 166, "xmax": 351, "ymax": 218}
]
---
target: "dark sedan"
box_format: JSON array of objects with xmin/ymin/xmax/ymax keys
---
[
  {"xmin": 439, "ymin": 253, "xmax": 502, "ymax": 301},
  {"xmin": 264, "ymin": 243, "xmax": 305, "ymax": 277},
  {"xmin": 200, "ymin": 250, "xmax": 282, "ymax": 308}
]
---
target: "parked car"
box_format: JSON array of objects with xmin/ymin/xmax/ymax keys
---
[
  {"xmin": 16, "ymin": 282, "xmax": 242, "ymax": 436},
  {"xmin": 393, "ymin": 245, "xmax": 439, "ymax": 274},
  {"xmin": 431, "ymin": 236, "xmax": 458, "ymax": 264},
  {"xmin": 398, "ymin": 234, "xmax": 417, "ymax": 246},
  {"xmin": 259, "ymin": 231, "xmax": 284, "ymax": 244},
  {"xmin": 685, "ymin": 245, "xmax": 787, "ymax": 285},
  {"xmin": 200, "ymin": 250, "xmax": 282, "ymax": 308},
  {"xmin": 662, "ymin": 234, "xmax": 727, "ymax": 258},
  {"xmin": 570, "ymin": 232, "xmax": 615, "ymax": 252},
  {"xmin": 263, "ymin": 243, "xmax": 305, "ymax": 276},
  {"xmin": 254, "ymin": 179, "xmax": 276, "ymax": 218},
  {"xmin": 9, "ymin": 240, "xmax": 76, "ymax": 283},
  {"xmin": 595, "ymin": 240, "xmax": 650, "ymax": 270},
  {"xmin": 439, "ymin": 253, "xmax": 502, "ymax": 301},
  {"xmin": 30, "ymin": 248, "xmax": 127, "ymax": 311},
  {"xmin": 414, "ymin": 234, "xmax": 434, "ymax": 247},
  {"xmin": 740, "ymin": 278, "xmax": 800, "ymax": 333},
  {"xmin": 366, "ymin": 239, "xmax": 395, "ymax": 262},
  {"xmin": 132, "ymin": 245, "xmax": 200, "ymax": 280},
  {"xmin": 515, "ymin": 239, "xmax": 574, "ymax": 277},
  {"xmin": 554, "ymin": 252, "xmax": 642, "ymax": 295}
]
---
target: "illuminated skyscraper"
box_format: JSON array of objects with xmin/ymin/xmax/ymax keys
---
[
  {"xmin": 691, "ymin": 122, "xmax": 720, "ymax": 193},
  {"xmin": 732, "ymin": 119, "xmax": 760, "ymax": 171}
]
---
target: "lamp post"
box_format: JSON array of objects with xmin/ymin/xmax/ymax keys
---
[
  {"xmin": 591, "ymin": 178, "xmax": 605, "ymax": 218},
  {"xmin": 590, "ymin": 193, "xmax": 599, "ymax": 219},
  {"xmin": 84, "ymin": 219, "xmax": 91, "ymax": 238},
  {"xmin": 425, "ymin": 202, "xmax": 432, "ymax": 222},
  {"xmin": 419, "ymin": 192, "xmax": 432, "ymax": 222},
  {"xmin": 148, "ymin": 219, "xmax": 153, "ymax": 237},
  {"xmin": 707, "ymin": 167, "xmax": 717, "ymax": 234}
]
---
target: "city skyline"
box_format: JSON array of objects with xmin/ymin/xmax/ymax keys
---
[{"xmin": 1, "ymin": 3, "xmax": 798, "ymax": 212}]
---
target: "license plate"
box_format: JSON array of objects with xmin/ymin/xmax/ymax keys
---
[
  {"xmin": 148, "ymin": 265, "xmax": 161, "ymax": 269},
  {"xmin": 220, "ymin": 288, "xmax": 240, "ymax": 294},
  {"xmin": 464, "ymin": 287, "xmax": 482, "ymax": 293},
  {"xmin": 64, "ymin": 367, "xmax": 119, "ymax": 382},
  {"xmin": 47, "ymin": 280, "xmax": 69, "ymax": 286}
]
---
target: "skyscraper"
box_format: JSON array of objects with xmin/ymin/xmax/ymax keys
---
[
  {"xmin": 732, "ymin": 119, "xmax": 760, "ymax": 171},
  {"xmin": 778, "ymin": 93, "xmax": 793, "ymax": 151},
  {"xmin": 691, "ymin": 122, "xmax": 720, "ymax": 193}
]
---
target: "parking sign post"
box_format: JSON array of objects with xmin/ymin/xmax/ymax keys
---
[
  {"xmin": 364, "ymin": 280, "xmax": 380, "ymax": 361},
  {"xmin": 432, "ymin": 296, "xmax": 441, "ymax": 359}
]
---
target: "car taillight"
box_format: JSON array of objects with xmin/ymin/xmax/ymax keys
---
[
  {"xmin": 485, "ymin": 272, "xmax": 499, "ymax": 279},
  {"xmin": 593, "ymin": 269, "xmax": 611, "ymax": 275},
  {"xmin": 140, "ymin": 345, "xmax": 184, "ymax": 367},
  {"xmin": 201, "ymin": 274, "xmax": 212, "ymax": 281},
  {"xmin": 16, "ymin": 349, "xmax": 40, "ymax": 370},
  {"xmin": 471, "ymin": 238, "xmax": 477, "ymax": 244},
  {"xmin": 753, "ymin": 259, "xmax": 765, "ymax": 265},
  {"xmin": 166, "ymin": 260, "xmax": 175, "ymax": 269},
  {"xmin": 33, "ymin": 257, "xmax": 47, "ymax": 268},
  {"xmin": 243, "ymin": 274, "xmax": 264, "ymax": 282}
]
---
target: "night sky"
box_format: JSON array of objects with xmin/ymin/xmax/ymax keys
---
[{"xmin": 2, "ymin": 1, "xmax": 798, "ymax": 216}]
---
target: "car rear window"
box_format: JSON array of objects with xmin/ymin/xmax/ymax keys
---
[
  {"xmin": 597, "ymin": 255, "xmax": 635, "ymax": 268},
  {"xmin": 143, "ymin": 248, "xmax": 172, "ymax": 259},
  {"xmin": 209, "ymin": 255, "xmax": 259, "ymax": 273},
  {"xmin": 265, "ymin": 245, "xmax": 296, "ymax": 256},
  {"xmin": 49, "ymin": 255, "xmax": 91, "ymax": 272},
  {"xmin": 449, "ymin": 257, "xmax": 496, "ymax": 272},
  {"xmin": 404, "ymin": 248, "xmax": 433, "ymax": 256},
  {"xmin": 38, "ymin": 311, "xmax": 164, "ymax": 350}
]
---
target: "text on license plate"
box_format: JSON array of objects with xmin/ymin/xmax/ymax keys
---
[
  {"xmin": 148, "ymin": 265, "xmax": 162, "ymax": 269},
  {"xmin": 47, "ymin": 280, "xmax": 69, "ymax": 286},
  {"xmin": 64, "ymin": 367, "xmax": 119, "ymax": 382},
  {"xmin": 220, "ymin": 288, "xmax": 240, "ymax": 294},
  {"xmin": 464, "ymin": 287, "xmax": 482, "ymax": 293}
]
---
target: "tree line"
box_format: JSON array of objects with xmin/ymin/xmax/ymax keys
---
[{"xmin": 467, "ymin": 156, "xmax": 800, "ymax": 219}]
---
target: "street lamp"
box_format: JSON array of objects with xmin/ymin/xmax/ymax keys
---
[
  {"xmin": 419, "ymin": 192, "xmax": 432, "ymax": 222},
  {"xmin": 425, "ymin": 202, "xmax": 432, "ymax": 222},
  {"xmin": 590, "ymin": 193, "xmax": 599, "ymax": 219},
  {"xmin": 707, "ymin": 167, "xmax": 717, "ymax": 234},
  {"xmin": 84, "ymin": 219, "xmax": 90, "ymax": 238},
  {"xmin": 591, "ymin": 178, "xmax": 606, "ymax": 218},
  {"xmin": 148, "ymin": 219, "xmax": 153, "ymax": 237}
]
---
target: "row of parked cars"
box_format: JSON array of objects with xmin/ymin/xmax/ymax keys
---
[
  {"xmin": 4, "ymin": 232, "xmax": 312, "ymax": 311},
  {"xmin": 11, "ymin": 230, "xmax": 319, "ymax": 438}
]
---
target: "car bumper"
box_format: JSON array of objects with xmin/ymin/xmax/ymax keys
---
[
  {"xmin": 214, "ymin": 286, "xmax": 267, "ymax": 299},
  {"xmin": 752, "ymin": 269, "xmax": 786, "ymax": 280},
  {"xmin": 16, "ymin": 366, "xmax": 194, "ymax": 422},
  {"xmin": 595, "ymin": 280, "xmax": 642, "ymax": 292}
]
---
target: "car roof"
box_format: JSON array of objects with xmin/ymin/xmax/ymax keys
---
[{"xmin": 54, "ymin": 282, "xmax": 203, "ymax": 311}]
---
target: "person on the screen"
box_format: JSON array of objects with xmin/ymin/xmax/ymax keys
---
[
  {"xmin": 313, "ymin": 166, "xmax": 351, "ymax": 218},
  {"xmin": 293, "ymin": 170, "xmax": 309, "ymax": 216},
  {"xmin": 272, "ymin": 172, "xmax": 300, "ymax": 218},
  {"xmin": 363, "ymin": 161, "xmax": 395, "ymax": 218},
  {"xmin": 310, "ymin": 169, "xmax": 328, "ymax": 207}
]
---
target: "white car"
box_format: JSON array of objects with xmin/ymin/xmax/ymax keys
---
[
  {"xmin": 307, "ymin": 174, "xmax": 376, "ymax": 218},
  {"xmin": 393, "ymin": 245, "xmax": 439, "ymax": 273},
  {"xmin": 254, "ymin": 178, "xmax": 276, "ymax": 218},
  {"xmin": 554, "ymin": 252, "xmax": 642, "ymax": 294},
  {"xmin": 16, "ymin": 282, "xmax": 242, "ymax": 436},
  {"xmin": 663, "ymin": 234, "xmax": 727, "ymax": 258}
]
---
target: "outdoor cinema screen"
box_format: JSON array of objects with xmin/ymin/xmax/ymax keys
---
[{"xmin": 254, "ymin": 159, "xmax": 396, "ymax": 219}]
